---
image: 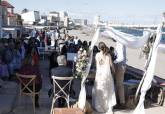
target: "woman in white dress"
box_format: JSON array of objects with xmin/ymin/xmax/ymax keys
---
[{"xmin": 92, "ymin": 42, "xmax": 116, "ymax": 114}]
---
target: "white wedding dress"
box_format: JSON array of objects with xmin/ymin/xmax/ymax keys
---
[{"xmin": 92, "ymin": 53, "xmax": 116, "ymax": 114}]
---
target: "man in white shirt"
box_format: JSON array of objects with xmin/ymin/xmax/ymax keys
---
[
  {"xmin": 74, "ymin": 36, "xmax": 79, "ymax": 45},
  {"xmin": 114, "ymin": 42, "xmax": 127, "ymax": 108},
  {"xmin": 31, "ymin": 28, "xmax": 37, "ymax": 38}
]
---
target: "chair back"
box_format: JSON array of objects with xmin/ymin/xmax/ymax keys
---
[
  {"xmin": 16, "ymin": 73, "xmax": 37, "ymax": 94},
  {"xmin": 52, "ymin": 76, "xmax": 73, "ymax": 98}
]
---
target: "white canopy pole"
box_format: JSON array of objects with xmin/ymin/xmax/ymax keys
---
[
  {"xmin": 133, "ymin": 22, "xmax": 163, "ymax": 114},
  {"xmin": 78, "ymin": 28, "xmax": 100, "ymax": 110}
]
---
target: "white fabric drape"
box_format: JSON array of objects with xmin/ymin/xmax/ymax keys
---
[
  {"xmin": 133, "ymin": 23, "xmax": 163, "ymax": 114},
  {"xmin": 77, "ymin": 23, "xmax": 165, "ymax": 114},
  {"xmin": 78, "ymin": 28, "xmax": 100, "ymax": 110},
  {"xmin": 101, "ymin": 27, "xmax": 151, "ymax": 48},
  {"xmin": 158, "ymin": 43, "xmax": 165, "ymax": 51}
]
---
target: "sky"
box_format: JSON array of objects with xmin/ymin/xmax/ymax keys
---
[{"xmin": 8, "ymin": 0, "xmax": 165, "ymax": 24}]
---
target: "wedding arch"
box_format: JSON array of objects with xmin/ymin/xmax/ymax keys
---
[{"xmin": 77, "ymin": 20, "xmax": 165, "ymax": 114}]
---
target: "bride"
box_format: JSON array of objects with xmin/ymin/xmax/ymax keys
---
[{"xmin": 92, "ymin": 42, "xmax": 116, "ymax": 114}]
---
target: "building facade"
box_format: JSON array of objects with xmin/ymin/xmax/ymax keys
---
[
  {"xmin": 47, "ymin": 11, "xmax": 60, "ymax": 26},
  {"xmin": 21, "ymin": 11, "xmax": 40, "ymax": 25},
  {"xmin": 1, "ymin": 0, "xmax": 17, "ymax": 26}
]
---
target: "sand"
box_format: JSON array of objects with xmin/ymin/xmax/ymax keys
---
[{"xmin": 69, "ymin": 28, "xmax": 165, "ymax": 79}]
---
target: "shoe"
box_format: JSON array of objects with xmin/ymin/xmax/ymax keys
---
[
  {"xmin": 58, "ymin": 98, "xmax": 66, "ymax": 107},
  {"xmin": 118, "ymin": 103, "xmax": 126, "ymax": 109},
  {"xmin": 113, "ymin": 104, "xmax": 120, "ymax": 109},
  {"xmin": 35, "ymin": 102, "xmax": 40, "ymax": 108},
  {"xmin": 48, "ymin": 88, "xmax": 53, "ymax": 97},
  {"xmin": 113, "ymin": 103, "xmax": 126, "ymax": 109}
]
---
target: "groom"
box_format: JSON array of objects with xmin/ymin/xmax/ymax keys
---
[{"xmin": 114, "ymin": 42, "xmax": 127, "ymax": 108}]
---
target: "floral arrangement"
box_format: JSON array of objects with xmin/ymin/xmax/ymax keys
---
[
  {"xmin": 74, "ymin": 48, "xmax": 89, "ymax": 79},
  {"xmin": 141, "ymin": 36, "xmax": 155, "ymax": 59},
  {"xmin": 142, "ymin": 44, "xmax": 150, "ymax": 59}
]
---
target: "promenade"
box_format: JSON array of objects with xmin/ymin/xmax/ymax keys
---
[
  {"xmin": 0, "ymin": 59, "xmax": 165, "ymax": 114},
  {"xmin": 0, "ymin": 29, "xmax": 165, "ymax": 114}
]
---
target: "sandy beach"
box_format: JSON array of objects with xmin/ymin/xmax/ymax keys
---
[{"xmin": 69, "ymin": 28, "xmax": 165, "ymax": 79}]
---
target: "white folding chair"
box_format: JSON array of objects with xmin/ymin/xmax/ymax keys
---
[{"xmin": 50, "ymin": 76, "xmax": 73, "ymax": 114}]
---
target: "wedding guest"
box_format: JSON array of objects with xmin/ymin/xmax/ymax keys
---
[
  {"xmin": 0, "ymin": 39, "xmax": 5, "ymax": 57},
  {"xmin": 19, "ymin": 55, "xmax": 42, "ymax": 108},
  {"xmin": 60, "ymin": 45, "xmax": 67, "ymax": 56},
  {"xmin": 51, "ymin": 55, "xmax": 72, "ymax": 107},
  {"xmin": 27, "ymin": 38, "xmax": 39, "ymax": 66},
  {"xmin": 8, "ymin": 40, "xmax": 22, "ymax": 76},
  {"xmin": 20, "ymin": 39, "xmax": 26, "ymax": 60},
  {"xmin": 31, "ymin": 28, "xmax": 37, "ymax": 38},
  {"xmin": 48, "ymin": 51, "xmax": 59, "ymax": 96},
  {"xmin": 109, "ymin": 46, "xmax": 117, "ymax": 62},
  {"xmin": 77, "ymin": 39, "xmax": 82, "ymax": 49},
  {"xmin": 49, "ymin": 51, "xmax": 59, "ymax": 75},
  {"xmin": 58, "ymin": 38, "xmax": 65, "ymax": 52},
  {"xmin": 114, "ymin": 42, "xmax": 127, "ymax": 108},
  {"xmin": 0, "ymin": 55, "xmax": 9, "ymax": 80},
  {"xmin": 3, "ymin": 38, "xmax": 15, "ymax": 77},
  {"xmin": 50, "ymin": 30, "xmax": 56, "ymax": 47},
  {"xmin": 73, "ymin": 36, "xmax": 79, "ymax": 46},
  {"xmin": 82, "ymin": 40, "xmax": 88, "ymax": 51},
  {"xmin": 68, "ymin": 43, "xmax": 76, "ymax": 53},
  {"xmin": 91, "ymin": 46, "xmax": 99, "ymax": 70}
]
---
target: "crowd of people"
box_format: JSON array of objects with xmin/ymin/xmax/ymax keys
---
[{"xmin": 0, "ymin": 27, "xmax": 127, "ymax": 113}]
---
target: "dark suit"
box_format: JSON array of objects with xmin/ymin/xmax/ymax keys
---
[
  {"xmin": 51, "ymin": 65, "xmax": 72, "ymax": 107},
  {"xmin": 51, "ymin": 65, "xmax": 72, "ymax": 78}
]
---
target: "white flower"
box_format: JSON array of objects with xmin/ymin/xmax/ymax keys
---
[{"xmin": 75, "ymin": 48, "xmax": 89, "ymax": 79}]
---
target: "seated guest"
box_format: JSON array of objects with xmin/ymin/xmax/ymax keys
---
[
  {"xmin": 0, "ymin": 55, "xmax": 9, "ymax": 80},
  {"xmin": 19, "ymin": 55, "xmax": 42, "ymax": 108},
  {"xmin": 51, "ymin": 55, "xmax": 72, "ymax": 107},
  {"xmin": 19, "ymin": 39, "xmax": 26, "ymax": 60},
  {"xmin": 60, "ymin": 45, "xmax": 67, "ymax": 56},
  {"xmin": 27, "ymin": 38, "xmax": 39, "ymax": 66},
  {"xmin": 68, "ymin": 43, "xmax": 76, "ymax": 53},
  {"xmin": 8, "ymin": 40, "xmax": 22, "ymax": 76},
  {"xmin": 3, "ymin": 38, "xmax": 15, "ymax": 77},
  {"xmin": 57, "ymin": 38, "xmax": 65, "ymax": 52},
  {"xmin": 48, "ymin": 51, "xmax": 59, "ymax": 96},
  {"xmin": 49, "ymin": 51, "xmax": 59, "ymax": 76},
  {"xmin": 0, "ymin": 39, "xmax": 5, "ymax": 57}
]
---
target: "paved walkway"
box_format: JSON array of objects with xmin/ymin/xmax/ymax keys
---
[
  {"xmin": 0, "ymin": 58, "xmax": 165, "ymax": 114},
  {"xmin": 0, "ymin": 59, "xmax": 52, "ymax": 114}
]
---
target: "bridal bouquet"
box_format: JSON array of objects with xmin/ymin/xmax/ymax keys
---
[{"xmin": 74, "ymin": 48, "xmax": 89, "ymax": 79}]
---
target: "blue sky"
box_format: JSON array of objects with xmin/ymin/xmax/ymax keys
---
[{"xmin": 8, "ymin": 0, "xmax": 165, "ymax": 24}]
